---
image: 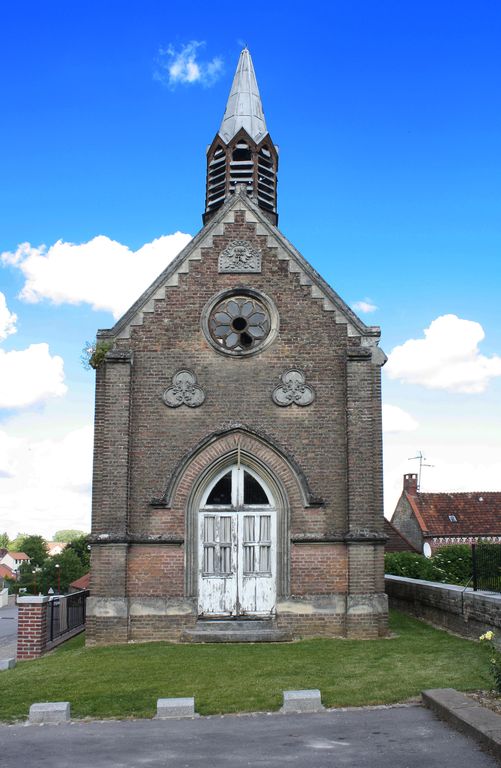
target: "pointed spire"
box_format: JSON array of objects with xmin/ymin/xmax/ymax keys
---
[{"xmin": 219, "ymin": 48, "xmax": 268, "ymax": 144}]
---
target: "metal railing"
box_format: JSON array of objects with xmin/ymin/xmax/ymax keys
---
[
  {"xmin": 48, "ymin": 589, "xmax": 88, "ymax": 642},
  {"xmin": 472, "ymin": 543, "xmax": 501, "ymax": 592}
]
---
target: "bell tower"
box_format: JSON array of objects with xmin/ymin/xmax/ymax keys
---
[{"xmin": 203, "ymin": 48, "xmax": 279, "ymax": 226}]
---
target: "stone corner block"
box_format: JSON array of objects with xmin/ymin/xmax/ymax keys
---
[
  {"xmin": 0, "ymin": 658, "xmax": 16, "ymax": 671},
  {"xmin": 281, "ymin": 689, "xmax": 324, "ymax": 713},
  {"xmin": 156, "ymin": 697, "xmax": 197, "ymax": 719},
  {"xmin": 29, "ymin": 701, "xmax": 71, "ymax": 724}
]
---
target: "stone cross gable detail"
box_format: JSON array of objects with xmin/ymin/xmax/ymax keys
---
[
  {"xmin": 162, "ymin": 370, "xmax": 205, "ymax": 408},
  {"xmin": 218, "ymin": 240, "xmax": 262, "ymax": 273},
  {"xmin": 272, "ymin": 370, "xmax": 315, "ymax": 407}
]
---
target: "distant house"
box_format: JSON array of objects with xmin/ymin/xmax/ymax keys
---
[
  {"xmin": 0, "ymin": 563, "xmax": 16, "ymax": 582},
  {"xmin": 46, "ymin": 541, "xmax": 66, "ymax": 556},
  {"xmin": 384, "ymin": 518, "xmax": 419, "ymax": 553},
  {"xmin": 391, "ymin": 473, "xmax": 501, "ymax": 556},
  {"xmin": 69, "ymin": 572, "xmax": 90, "ymax": 592},
  {"xmin": 0, "ymin": 552, "xmax": 30, "ymax": 573}
]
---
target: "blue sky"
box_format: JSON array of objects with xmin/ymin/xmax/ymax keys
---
[{"xmin": 1, "ymin": 1, "xmax": 500, "ymax": 538}]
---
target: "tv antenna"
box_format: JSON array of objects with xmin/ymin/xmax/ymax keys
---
[{"xmin": 408, "ymin": 450, "xmax": 434, "ymax": 490}]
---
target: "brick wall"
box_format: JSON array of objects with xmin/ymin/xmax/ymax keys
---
[
  {"xmin": 128, "ymin": 545, "xmax": 184, "ymax": 596},
  {"xmin": 386, "ymin": 574, "xmax": 501, "ymax": 640},
  {"xmin": 291, "ymin": 543, "xmax": 347, "ymax": 594},
  {"xmin": 16, "ymin": 597, "xmax": 48, "ymax": 660},
  {"xmin": 391, "ymin": 494, "xmax": 423, "ymax": 552}
]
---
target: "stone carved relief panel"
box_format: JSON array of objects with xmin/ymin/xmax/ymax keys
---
[
  {"xmin": 218, "ymin": 240, "xmax": 262, "ymax": 273},
  {"xmin": 163, "ymin": 370, "xmax": 205, "ymax": 408},
  {"xmin": 272, "ymin": 370, "xmax": 315, "ymax": 407}
]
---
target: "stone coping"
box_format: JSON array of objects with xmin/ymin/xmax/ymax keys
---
[
  {"xmin": 17, "ymin": 596, "xmax": 50, "ymax": 605},
  {"xmin": 385, "ymin": 575, "xmax": 501, "ymax": 601},
  {"xmin": 422, "ymin": 688, "xmax": 501, "ymax": 759}
]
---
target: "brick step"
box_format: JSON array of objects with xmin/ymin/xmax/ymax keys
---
[
  {"xmin": 181, "ymin": 628, "xmax": 292, "ymax": 643},
  {"xmin": 194, "ymin": 619, "xmax": 275, "ymax": 632}
]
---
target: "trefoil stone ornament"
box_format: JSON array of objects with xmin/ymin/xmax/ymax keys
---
[
  {"xmin": 272, "ymin": 369, "xmax": 315, "ymax": 407},
  {"xmin": 163, "ymin": 370, "xmax": 205, "ymax": 408},
  {"xmin": 218, "ymin": 240, "xmax": 261, "ymax": 273}
]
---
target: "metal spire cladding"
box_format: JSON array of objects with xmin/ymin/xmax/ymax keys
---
[
  {"xmin": 203, "ymin": 48, "xmax": 278, "ymax": 225},
  {"xmin": 218, "ymin": 48, "xmax": 268, "ymax": 144}
]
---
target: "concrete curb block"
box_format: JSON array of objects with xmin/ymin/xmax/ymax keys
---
[
  {"xmin": 29, "ymin": 702, "xmax": 71, "ymax": 725},
  {"xmin": 0, "ymin": 658, "xmax": 15, "ymax": 671},
  {"xmin": 281, "ymin": 689, "xmax": 324, "ymax": 713},
  {"xmin": 422, "ymin": 688, "xmax": 501, "ymax": 759},
  {"xmin": 156, "ymin": 697, "xmax": 198, "ymax": 719}
]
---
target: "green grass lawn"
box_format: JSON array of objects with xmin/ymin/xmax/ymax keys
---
[{"xmin": 0, "ymin": 611, "xmax": 491, "ymax": 722}]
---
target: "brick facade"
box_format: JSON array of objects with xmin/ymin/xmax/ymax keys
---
[{"xmin": 88, "ymin": 191, "xmax": 388, "ymax": 644}]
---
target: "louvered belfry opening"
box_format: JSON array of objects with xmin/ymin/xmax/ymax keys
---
[{"xmin": 203, "ymin": 48, "xmax": 279, "ymax": 225}]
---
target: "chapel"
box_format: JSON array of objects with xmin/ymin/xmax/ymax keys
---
[{"xmin": 87, "ymin": 48, "xmax": 388, "ymax": 644}]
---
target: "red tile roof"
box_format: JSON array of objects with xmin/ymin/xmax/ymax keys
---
[
  {"xmin": 0, "ymin": 564, "xmax": 15, "ymax": 579},
  {"xmin": 384, "ymin": 518, "xmax": 420, "ymax": 552},
  {"xmin": 406, "ymin": 491, "xmax": 501, "ymax": 536},
  {"xmin": 5, "ymin": 551, "xmax": 30, "ymax": 560},
  {"xmin": 69, "ymin": 572, "xmax": 90, "ymax": 591}
]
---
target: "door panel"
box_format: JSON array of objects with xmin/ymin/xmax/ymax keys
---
[
  {"xmin": 198, "ymin": 513, "xmax": 237, "ymax": 616},
  {"xmin": 238, "ymin": 513, "xmax": 276, "ymax": 614},
  {"xmin": 198, "ymin": 466, "xmax": 277, "ymax": 617}
]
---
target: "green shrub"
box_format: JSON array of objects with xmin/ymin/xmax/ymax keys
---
[
  {"xmin": 432, "ymin": 545, "xmax": 472, "ymax": 586},
  {"xmin": 384, "ymin": 551, "xmax": 444, "ymax": 581}
]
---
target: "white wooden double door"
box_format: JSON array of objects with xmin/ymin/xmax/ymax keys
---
[{"xmin": 198, "ymin": 465, "xmax": 277, "ymax": 617}]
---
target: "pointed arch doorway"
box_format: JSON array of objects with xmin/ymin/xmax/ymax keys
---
[{"xmin": 198, "ymin": 464, "xmax": 277, "ymax": 617}]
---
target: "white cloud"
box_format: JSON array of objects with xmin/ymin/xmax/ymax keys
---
[
  {"xmin": 383, "ymin": 404, "xmax": 418, "ymax": 433},
  {"xmin": 0, "ymin": 343, "xmax": 67, "ymax": 408},
  {"xmin": 352, "ymin": 298, "xmax": 378, "ymax": 314},
  {"xmin": 0, "ymin": 425, "xmax": 92, "ymax": 538},
  {"xmin": 155, "ymin": 41, "xmax": 224, "ymax": 88},
  {"xmin": 0, "ymin": 292, "xmax": 17, "ymax": 341},
  {"xmin": 1, "ymin": 232, "xmax": 192, "ymax": 320},
  {"xmin": 385, "ymin": 314, "xmax": 501, "ymax": 393}
]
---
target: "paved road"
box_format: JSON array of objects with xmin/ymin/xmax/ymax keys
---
[
  {"xmin": 0, "ymin": 705, "xmax": 498, "ymax": 768},
  {"xmin": 0, "ymin": 605, "xmax": 17, "ymax": 659}
]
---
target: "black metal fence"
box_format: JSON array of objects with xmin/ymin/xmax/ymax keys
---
[
  {"xmin": 48, "ymin": 589, "xmax": 88, "ymax": 642},
  {"xmin": 472, "ymin": 542, "xmax": 501, "ymax": 592}
]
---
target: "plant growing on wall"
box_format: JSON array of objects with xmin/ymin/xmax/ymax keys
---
[{"xmin": 81, "ymin": 339, "xmax": 113, "ymax": 370}]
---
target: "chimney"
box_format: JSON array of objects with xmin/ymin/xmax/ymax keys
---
[{"xmin": 403, "ymin": 473, "xmax": 418, "ymax": 494}]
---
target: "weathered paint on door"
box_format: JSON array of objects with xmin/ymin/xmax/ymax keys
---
[{"xmin": 198, "ymin": 466, "xmax": 277, "ymax": 616}]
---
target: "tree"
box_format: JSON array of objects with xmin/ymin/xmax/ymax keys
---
[
  {"xmin": 16, "ymin": 535, "xmax": 48, "ymax": 567},
  {"xmin": 65, "ymin": 535, "xmax": 91, "ymax": 569},
  {"xmin": 43, "ymin": 549, "xmax": 85, "ymax": 594},
  {"xmin": 53, "ymin": 529, "xmax": 87, "ymax": 543},
  {"xmin": 0, "ymin": 532, "xmax": 10, "ymax": 549},
  {"xmin": 10, "ymin": 533, "xmax": 30, "ymax": 551}
]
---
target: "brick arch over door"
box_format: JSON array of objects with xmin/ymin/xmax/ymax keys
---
[{"xmin": 169, "ymin": 429, "xmax": 306, "ymax": 599}]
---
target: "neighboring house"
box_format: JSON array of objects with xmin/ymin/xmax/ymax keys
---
[
  {"xmin": 0, "ymin": 564, "xmax": 16, "ymax": 582},
  {"xmin": 384, "ymin": 518, "xmax": 419, "ymax": 553},
  {"xmin": 69, "ymin": 573, "xmax": 90, "ymax": 593},
  {"xmin": 391, "ymin": 473, "xmax": 501, "ymax": 556},
  {"xmin": 0, "ymin": 552, "xmax": 30, "ymax": 573},
  {"xmin": 46, "ymin": 542, "xmax": 67, "ymax": 556},
  {"xmin": 89, "ymin": 48, "xmax": 388, "ymax": 646}
]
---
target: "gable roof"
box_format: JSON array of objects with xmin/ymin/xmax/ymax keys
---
[
  {"xmin": 98, "ymin": 189, "xmax": 383, "ymax": 354},
  {"xmin": 404, "ymin": 490, "xmax": 501, "ymax": 536},
  {"xmin": 0, "ymin": 564, "xmax": 15, "ymax": 579},
  {"xmin": 70, "ymin": 572, "xmax": 90, "ymax": 591},
  {"xmin": 384, "ymin": 518, "xmax": 420, "ymax": 552},
  {"xmin": 4, "ymin": 551, "xmax": 29, "ymax": 560}
]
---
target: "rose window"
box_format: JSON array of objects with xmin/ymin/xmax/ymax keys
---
[{"xmin": 209, "ymin": 296, "xmax": 271, "ymax": 353}]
